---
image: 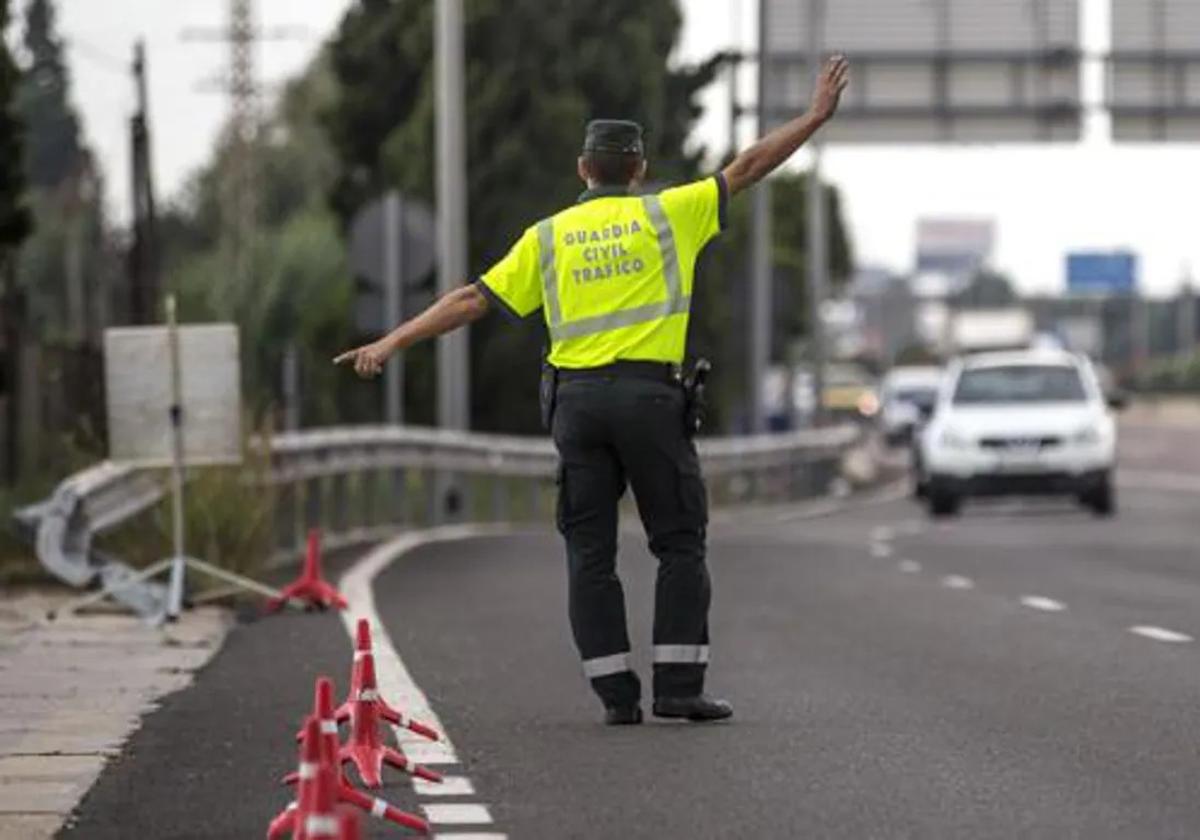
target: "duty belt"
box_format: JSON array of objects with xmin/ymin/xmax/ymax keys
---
[{"xmin": 555, "ymin": 360, "xmax": 681, "ymax": 384}]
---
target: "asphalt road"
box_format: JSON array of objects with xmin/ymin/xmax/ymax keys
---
[{"xmin": 62, "ymin": 480, "xmax": 1200, "ymax": 839}]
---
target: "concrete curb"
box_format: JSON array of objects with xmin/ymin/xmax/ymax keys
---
[{"xmin": 0, "ymin": 592, "xmax": 232, "ymax": 837}]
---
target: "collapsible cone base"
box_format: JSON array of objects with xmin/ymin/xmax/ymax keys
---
[
  {"xmin": 341, "ymin": 653, "xmax": 443, "ymax": 788},
  {"xmin": 267, "ymin": 530, "xmax": 348, "ymax": 612},
  {"xmin": 334, "ymin": 619, "xmax": 441, "ymax": 743},
  {"xmin": 281, "ymin": 678, "xmax": 430, "ymax": 836}
]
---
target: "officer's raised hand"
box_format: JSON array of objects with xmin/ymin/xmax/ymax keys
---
[
  {"xmin": 721, "ymin": 53, "xmax": 850, "ymax": 195},
  {"xmin": 810, "ymin": 54, "xmax": 850, "ymax": 121}
]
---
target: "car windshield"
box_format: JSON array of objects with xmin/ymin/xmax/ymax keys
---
[
  {"xmin": 889, "ymin": 386, "xmax": 937, "ymax": 408},
  {"xmin": 952, "ymin": 365, "xmax": 1086, "ymax": 405}
]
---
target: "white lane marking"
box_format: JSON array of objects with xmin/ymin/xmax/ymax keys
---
[
  {"xmin": 339, "ymin": 525, "xmax": 513, "ymax": 801},
  {"xmin": 1129, "ymin": 625, "xmax": 1193, "ymax": 643},
  {"xmin": 940, "ymin": 575, "xmax": 974, "ymax": 590},
  {"xmin": 415, "ymin": 776, "xmax": 476, "ymax": 796},
  {"xmin": 897, "ymin": 559, "xmax": 922, "ymax": 574},
  {"xmin": 1019, "ymin": 596, "xmax": 1066, "ymax": 613},
  {"xmin": 871, "ymin": 526, "xmax": 894, "ymax": 543},
  {"xmin": 870, "ymin": 542, "xmax": 894, "ymax": 558},
  {"xmin": 423, "ymin": 804, "xmax": 494, "ymax": 825}
]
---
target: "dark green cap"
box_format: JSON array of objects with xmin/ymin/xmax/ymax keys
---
[{"xmin": 582, "ymin": 119, "xmax": 644, "ymax": 156}]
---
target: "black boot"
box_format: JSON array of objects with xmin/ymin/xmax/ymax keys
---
[
  {"xmin": 604, "ymin": 704, "xmax": 644, "ymax": 726},
  {"xmin": 652, "ymin": 695, "xmax": 733, "ymax": 722}
]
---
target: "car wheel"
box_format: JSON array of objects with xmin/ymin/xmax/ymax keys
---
[
  {"xmin": 1081, "ymin": 475, "xmax": 1116, "ymax": 518},
  {"xmin": 928, "ymin": 488, "xmax": 961, "ymax": 518}
]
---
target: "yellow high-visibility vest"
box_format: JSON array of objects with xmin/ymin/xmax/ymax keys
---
[{"xmin": 479, "ymin": 176, "xmax": 727, "ymax": 369}]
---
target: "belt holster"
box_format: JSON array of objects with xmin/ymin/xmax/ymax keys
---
[
  {"xmin": 682, "ymin": 358, "xmax": 711, "ymax": 438},
  {"xmin": 540, "ymin": 360, "xmax": 559, "ymax": 431}
]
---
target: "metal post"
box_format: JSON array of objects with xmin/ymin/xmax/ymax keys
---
[
  {"xmin": 282, "ymin": 343, "xmax": 299, "ymax": 430},
  {"xmin": 383, "ymin": 192, "xmax": 404, "ymax": 425},
  {"xmin": 748, "ymin": 0, "xmax": 772, "ymax": 433},
  {"xmin": 435, "ymin": 0, "xmax": 469, "ymax": 431},
  {"xmin": 165, "ymin": 296, "xmax": 187, "ymax": 619},
  {"xmin": 806, "ymin": 0, "xmax": 828, "ymax": 427}
]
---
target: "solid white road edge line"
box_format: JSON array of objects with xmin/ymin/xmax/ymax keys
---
[
  {"xmin": 1128, "ymin": 625, "xmax": 1193, "ymax": 643},
  {"xmin": 339, "ymin": 524, "xmax": 514, "ymax": 770},
  {"xmin": 1019, "ymin": 596, "xmax": 1067, "ymax": 612}
]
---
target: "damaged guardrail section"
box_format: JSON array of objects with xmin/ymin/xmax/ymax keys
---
[{"xmin": 14, "ymin": 423, "xmax": 861, "ymax": 614}]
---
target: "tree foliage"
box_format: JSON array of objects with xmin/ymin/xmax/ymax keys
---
[
  {"xmin": 0, "ymin": 0, "xmax": 30, "ymax": 256},
  {"xmin": 16, "ymin": 0, "xmax": 80, "ymax": 190}
]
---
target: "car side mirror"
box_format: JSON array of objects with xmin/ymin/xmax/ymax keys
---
[{"xmin": 1106, "ymin": 391, "xmax": 1128, "ymax": 411}]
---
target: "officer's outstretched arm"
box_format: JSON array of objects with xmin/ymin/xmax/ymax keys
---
[
  {"xmin": 333, "ymin": 284, "xmax": 489, "ymax": 379},
  {"xmin": 721, "ymin": 54, "xmax": 849, "ymax": 197}
]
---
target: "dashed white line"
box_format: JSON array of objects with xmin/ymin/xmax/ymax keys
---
[
  {"xmin": 1019, "ymin": 596, "xmax": 1067, "ymax": 613},
  {"xmin": 1129, "ymin": 625, "xmax": 1193, "ymax": 643},
  {"xmin": 939, "ymin": 574, "xmax": 975, "ymax": 590},
  {"xmin": 423, "ymin": 804, "xmax": 495, "ymax": 825},
  {"xmin": 871, "ymin": 526, "xmax": 894, "ymax": 542},
  {"xmin": 416, "ymin": 776, "xmax": 476, "ymax": 796},
  {"xmin": 870, "ymin": 542, "xmax": 894, "ymax": 558},
  {"xmin": 897, "ymin": 559, "xmax": 922, "ymax": 574}
]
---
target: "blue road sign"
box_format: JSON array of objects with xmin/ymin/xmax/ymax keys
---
[{"xmin": 1066, "ymin": 252, "xmax": 1138, "ymax": 296}]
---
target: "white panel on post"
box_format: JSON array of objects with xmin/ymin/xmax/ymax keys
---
[{"xmin": 104, "ymin": 324, "xmax": 242, "ymax": 466}]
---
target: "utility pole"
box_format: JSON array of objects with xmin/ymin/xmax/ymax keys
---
[
  {"xmin": 129, "ymin": 39, "xmax": 159, "ymax": 325},
  {"xmin": 806, "ymin": 0, "xmax": 828, "ymax": 426},
  {"xmin": 182, "ymin": 1, "xmax": 304, "ymax": 290},
  {"xmin": 434, "ymin": 0, "xmax": 469, "ymax": 431},
  {"xmin": 748, "ymin": 0, "xmax": 771, "ymax": 433}
]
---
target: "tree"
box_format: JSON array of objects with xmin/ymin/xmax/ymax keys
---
[
  {"xmin": 324, "ymin": 0, "xmax": 722, "ymax": 432},
  {"xmin": 1, "ymin": 0, "xmax": 32, "ymax": 484},
  {"xmin": 954, "ymin": 268, "xmax": 1017, "ymax": 309},
  {"xmin": 16, "ymin": 0, "xmax": 81, "ymax": 189}
]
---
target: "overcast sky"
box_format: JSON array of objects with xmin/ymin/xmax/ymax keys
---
[{"xmin": 53, "ymin": 0, "xmax": 1200, "ymax": 295}]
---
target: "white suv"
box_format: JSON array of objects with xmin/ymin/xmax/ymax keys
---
[{"xmin": 917, "ymin": 350, "xmax": 1118, "ymax": 517}]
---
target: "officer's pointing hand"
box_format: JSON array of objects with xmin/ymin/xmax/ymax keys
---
[
  {"xmin": 333, "ymin": 340, "xmax": 392, "ymax": 379},
  {"xmin": 810, "ymin": 54, "xmax": 850, "ymax": 121}
]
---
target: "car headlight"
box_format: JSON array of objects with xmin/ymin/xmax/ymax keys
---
[
  {"xmin": 938, "ymin": 428, "xmax": 970, "ymax": 449},
  {"xmin": 1071, "ymin": 425, "xmax": 1102, "ymax": 445},
  {"xmin": 857, "ymin": 392, "xmax": 880, "ymax": 417}
]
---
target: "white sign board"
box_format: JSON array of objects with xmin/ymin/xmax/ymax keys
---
[
  {"xmin": 1110, "ymin": 0, "xmax": 1200, "ymax": 140},
  {"xmin": 762, "ymin": 0, "xmax": 1083, "ymax": 142},
  {"xmin": 104, "ymin": 324, "xmax": 242, "ymax": 466}
]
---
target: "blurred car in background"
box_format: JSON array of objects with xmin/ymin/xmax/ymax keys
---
[
  {"xmin": 917, "ymin": 349, "xmax": 1119, "ymax": 518},
  {"xmin": 880, "ymin": 365, "xmax": 942, "ymax": 446},
  {"xmin": 821, "ymin": 362, "xmax": 880, "ymax": 424}
]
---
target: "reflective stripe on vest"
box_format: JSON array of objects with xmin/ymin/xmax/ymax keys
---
[{"xmin": 538, "ymin": 195, "xmax": 688, "ymax": 343}]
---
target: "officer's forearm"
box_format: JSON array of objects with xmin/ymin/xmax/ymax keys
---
[
  {"xmin": 721, "ymin": 109, "xmax": 828, "ymax": 196},
  {"xmin": 381, "ymin": 284, "xmax": 489, "ymax": 353}
]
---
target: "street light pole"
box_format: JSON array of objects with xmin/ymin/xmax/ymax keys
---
[
  {"xmin": 806, "ymin": 0, "xmax": 828, "ymax": 426},
  {"xmin": 434, "ymin": 0, "xmax": 469, "ymax": 431}
]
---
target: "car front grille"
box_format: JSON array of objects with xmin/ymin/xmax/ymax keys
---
[{"xmin": 978, "ymin": 436, "xmax": 1062, "ymax": 450}]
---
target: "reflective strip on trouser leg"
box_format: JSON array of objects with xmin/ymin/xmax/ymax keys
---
[
  {"xmin": 582, "ymin": 651, "xmax": 632, "ymax": 679},
  {"xmin": 653, "ymin": 645, "xmax": 710, "ymax": 665}
]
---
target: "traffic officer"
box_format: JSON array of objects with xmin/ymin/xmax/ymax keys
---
[{"xmin": 336, "ymin": 56, "xmax": 850, "ymax": 725}]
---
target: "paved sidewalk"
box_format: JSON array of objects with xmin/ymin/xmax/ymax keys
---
[{"xmin": 0, "ymin": 591, "xmax": 230, "ymax": 839}]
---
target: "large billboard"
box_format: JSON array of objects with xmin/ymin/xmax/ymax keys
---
[
  {"xmin": 761, "ymin": 0, "xmax": 1084, "ymax": 143},
  {"xmin": 1066, "ymin": 251, "xmax": 1138, "ymax": 296},
  {"xmin": 1109, "ymin": 0, "xmax": 1200, "ymax": 141}
]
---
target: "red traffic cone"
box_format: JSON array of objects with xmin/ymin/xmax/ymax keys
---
[
  {"xmin": 267, "ymin": 716, "xmax": 325, "ymax": 840},
  {"xmin": 341, "ymin": 653, "xmax": 443, "ymax": 788},
  {"xmin": 339, "ymin": 810, "xmax": 362, "ymax": 840},
  {"xmin": 284, "ymin": 678, "xmax": 431, "ymax": 836},
  {"xmin": 298, "ymin": 758, "xmax": 341, "ymax": 840},
  {"xmin": 267, "ymin": 530, "xmax": 348, "ymax": 613},
  {"xmin": 335, "ymin": 619, "xmax": 440, "ymax": 743}
]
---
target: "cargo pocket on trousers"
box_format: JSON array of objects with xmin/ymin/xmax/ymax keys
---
[
  {"xmin": 555, "ymin": 464, "xmax": 568, "ymax": 534},
  {"xmin": 677, "ymin": 462, "xmax": 709, "ymax": 533}
]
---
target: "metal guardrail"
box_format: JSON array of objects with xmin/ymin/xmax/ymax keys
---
[{"xmin": 15, "ymin": 423, "xmax": 861, "ymax": 617}]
